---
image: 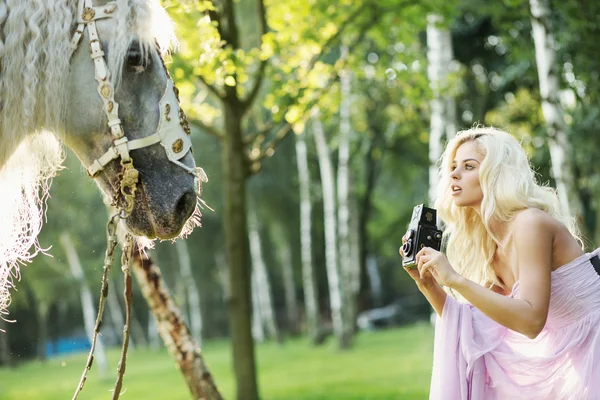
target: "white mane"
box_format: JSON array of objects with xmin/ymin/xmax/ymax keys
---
[{"xmin": 0, "ymin": 0, "xmax": 177, "ymax": 317}]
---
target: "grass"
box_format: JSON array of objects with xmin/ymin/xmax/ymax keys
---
[{"xmin": 0, "ymin": 323, "xmax": 434, "ymax": 400}]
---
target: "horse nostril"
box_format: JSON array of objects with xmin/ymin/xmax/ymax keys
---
[{"xmin": 175, "ymin": 189, "xmax": 196, "ymax": 221}]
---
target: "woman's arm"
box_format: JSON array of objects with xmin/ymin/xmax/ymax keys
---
[
  {"xmin": 403, "ymin": 266, "xmax": 447, "ymax": 317},
  {"xmin": 450, "ymin": 211, "xmax": 553, "ymax": 339},
  {"xmin": 418, "ymin": 281, "xmax": 447, "ymax": 317}
]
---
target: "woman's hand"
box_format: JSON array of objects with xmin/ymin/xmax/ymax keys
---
[
  {"xmin": 400, "ymin": 234, "xmax": 436, "ymax": 289},
  {"xmin": 416, "ymin": 247, "xmax": 462, "ymax": 288}
]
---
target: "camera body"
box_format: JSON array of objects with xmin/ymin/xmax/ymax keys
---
[{"xmin": 401, "ymin": 204, "xmax": 443, "ymax": 269}]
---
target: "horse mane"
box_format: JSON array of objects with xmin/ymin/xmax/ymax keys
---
[{"xmin": 0, "ymin": 0, "xmax": 177, "ymax": 316}]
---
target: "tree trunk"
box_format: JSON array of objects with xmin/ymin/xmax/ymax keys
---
[
  {"xmin": 176, "ymin": 240, "xmax": 203, "ymax": 346},
  {"xmin": 294, "ymin": 129, "xmax": 321, "ymax": 344},
  {"xmin": 366, "ymin": 255, "xmax": 383, "ymax": 307},
  {"xmin": 427, "ymin": 13, "xmax": 457, "ymax": 204},
  {"xmin": 106, "ymin": 271, "xmax": 127, "ymax": 346},
  {"xmin": 312, "ymin": 110, "xmax": 345, "ymax": 349},
  {"xmin": 250, "ymin": 272, "xmax": 264, "ymax": 343},
  {"xmin": 0, "ymin": 319, "xmax": 9, "ymax": 366},
  {"xmin": 36, "ymin": 302, "xmax": 49, "ymax": 361},
  {"xmin": 347, "ymin": 195, "xmax": 362, "ymax": 332},
  {"xmin": 215, "ymin": 250, "xmax": 229, "ymax": 302},
  {"xmin": 131, "ymin": 250, "xmax": 223, "ymax": 399},
  {"xmin": 129, "ymin": 306, "xmax": 149, "ymax": 348},
  {"xmin": 337, "ymin": 47, "xmax": 357, "ymax": 348},
  {"xmin": 222, "ymin": 101, "xmax": 259, "ymax": 400},
  {"xmin": 147, "ymin": 309, "xmax": 160, "ymax": 350},
  {"xmin": 60, "ymin": 233, "xmax": 108, "ymax": 375},
  {"xmin": 271, "ymin": 221, "xmax": 300, "ymax": 336},
  {"xmin": 248, "ymin": 209, "xmax": 280, "ymax": 342},
  {"xmin": 109, "ymin": 267, "xmax": 148, "ymax": 348},
  {"xmin": 358, "ymin": 121, "xmax": 389, "ymax": 313},
  {"xmin": 529, "ymin": 0, "xmax": 580, "ymax": 219}
]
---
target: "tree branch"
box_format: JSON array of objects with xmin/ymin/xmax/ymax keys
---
[
  {"xmin": 190, "ymin": 119, "xmax": 225, "ymax": 139},
  {"xmin": 196, "ymin": 73, "xmax": 225, "ymax": 99},
  {"xmin": 241, "ymin": 0, "xmax": 269, "ymax": 112},
  {"xmin": 303, "ymin": 2, "xmax": 371, "ymax": 74},
  {"xmin": 206, "ymin": 6, "xmax": 224, "ymax": 45},
  {"xmin": 247, "ymin": 8, "xmax": 378, "ymax": 169},
  {"xmin": 244, "ymin": 2, "xmax": 375, "ymax": 146},
  {"xmin": 223, "ymin": 0, "xmax": 240, "ymax": 49}
]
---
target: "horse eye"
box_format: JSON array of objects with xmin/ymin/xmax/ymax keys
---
[{"xmin": 126, "ymin": 46, "xmax": 151, "ymax": 72}]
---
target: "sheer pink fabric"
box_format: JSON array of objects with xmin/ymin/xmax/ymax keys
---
[{"xmin": 430, "ymin": 249, "xmax": 600, "ymax": 400}]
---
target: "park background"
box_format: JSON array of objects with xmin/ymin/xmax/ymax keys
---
[{"xmin": 1, "ymin": 0, "xmax": 599, "ymax": 399}]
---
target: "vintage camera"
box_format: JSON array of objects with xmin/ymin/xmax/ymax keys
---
[{"xmin": 401, "ymin": 204, "xmax": 443, "ymax": 269}]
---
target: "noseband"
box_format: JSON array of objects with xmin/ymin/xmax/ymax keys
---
[{"xmin": 70, "ymin": 0, "xmax": 205, "ymax": 215}]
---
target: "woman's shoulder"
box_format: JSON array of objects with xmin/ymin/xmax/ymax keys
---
[{"xmin": 511, "ymin": 208, "xmax": 556, "ymax": 230}]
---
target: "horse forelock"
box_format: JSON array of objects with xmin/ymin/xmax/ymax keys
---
[
  {"xmin": 0, "ymin": 0, "xmax": 177, "ymax": 317},
  {"xmin": 108, "ymin": 0, "xmax": 178, "ymax": 88}
]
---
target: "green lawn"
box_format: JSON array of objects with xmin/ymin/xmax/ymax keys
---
[{"xmin": 0, "ymin": 323, "xmax": 434, "ymax": 400}]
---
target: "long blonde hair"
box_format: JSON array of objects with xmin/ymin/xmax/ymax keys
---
[{"xmin": 434, "ymin": 126, "xmax": 579, "ymax": 289}]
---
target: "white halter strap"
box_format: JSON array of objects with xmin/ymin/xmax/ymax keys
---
[{"xmin": 70, "ymin": 0, "xmax": 206, "ymax": 182}]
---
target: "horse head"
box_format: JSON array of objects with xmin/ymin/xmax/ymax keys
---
[{"xmin": 63, "ymin": 0, "xmax": 205, "ymax": 240}]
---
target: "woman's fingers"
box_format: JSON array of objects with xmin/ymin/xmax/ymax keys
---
[
  {"xmin": 420, "ymin": 259, "xmax": 436, "ymax": 280},
  {"xmin": 416, "ymin": 252, "xmax": 429, "ymax": 269}
]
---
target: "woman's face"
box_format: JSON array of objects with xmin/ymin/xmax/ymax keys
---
[{"xmin": 449, "ymin": 140, "xmax": 484, "ymax": 210}]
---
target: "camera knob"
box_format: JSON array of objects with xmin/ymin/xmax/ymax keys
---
[{"xmin": 434, "ymin": 232, "xmax": 442, "ymax": 241}]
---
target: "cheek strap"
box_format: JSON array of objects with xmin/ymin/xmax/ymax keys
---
[{"xmin": 86, "ymin": 79, "xmax": 204, "ymax": 181}]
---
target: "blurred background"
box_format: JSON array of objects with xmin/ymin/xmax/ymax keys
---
[{"xmin": 1, "ymin": 0, "xmax": 599, "ymax": 399}]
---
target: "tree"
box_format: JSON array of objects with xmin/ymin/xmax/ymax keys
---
[
  {"xmin": 166, "ymin": 0, "xmax": 382, "ymax": 397},
  {"xmin": 426, "ymin": 14, "xmax": 457, "ymax": 204},
  {"xmin": 529, "ymin": 0, "xmax": 580, "ymax": 220},
  {"xmin": 293, "ymin": 129, "xmax": 321, "ymax": 343}
]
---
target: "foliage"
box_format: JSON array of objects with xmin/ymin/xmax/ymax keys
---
[{"xmin": 6, "ymin": 0, "xmax": 600, "ymax": 375}]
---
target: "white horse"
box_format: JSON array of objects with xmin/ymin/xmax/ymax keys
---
[{"xmin": 0, "ymin": 0, "xmax": 205, "ymax": 317}]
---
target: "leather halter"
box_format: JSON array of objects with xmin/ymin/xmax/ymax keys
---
[{"xmin": 70, "ymin": 0, "xmax": 205, "ymax": 182}]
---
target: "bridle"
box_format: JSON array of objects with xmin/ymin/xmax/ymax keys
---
[{"xmin": 70, "ymin": 0, "xmax": 206, "ymax": 216}]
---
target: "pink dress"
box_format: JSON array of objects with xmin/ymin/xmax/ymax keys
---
[{"xmin": 430, "ymin": 249, "xmax": 600, "ymax": 400}]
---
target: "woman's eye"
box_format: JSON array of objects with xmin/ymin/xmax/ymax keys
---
[
  {"xmin": 450, "ymin": 165, "xmax": 457, "ymax": 171},
  {"xmin": 465, "ymin": 164, "xmax": 474, "ymax": 170}
]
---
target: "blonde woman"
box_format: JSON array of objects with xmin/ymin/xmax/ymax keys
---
[{"xmin": 401, "ymin": 127, "xmax": 600, "ymax": 399}]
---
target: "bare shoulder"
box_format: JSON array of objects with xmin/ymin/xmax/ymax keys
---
[
  {"xmin": 513, "ymin": 208, "xmax": 584, "ymax": 269},
  {"xmin": 512, "ymin": 208, "xmax": 555, "ymax": 233}
]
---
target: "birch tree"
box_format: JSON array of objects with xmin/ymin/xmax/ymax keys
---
[
  {"xmin": 337, "ymin": 47, "xmax": 360, "ymax": 347},
  {"xmin": 105, "ymin": 272, "xmax": 127, "ymax": 346},
  {"xmin": 529, "ymin": 0, "xmax": 580, "ymax": 219},
  {"xmin": 248, "ymin": 210, "xmax": 279, "ymax": 341},
  {"xmin": 251, "ymin": 274, "xmax": 264, "ymax": 343},
  {"xmin": 312, "ymin": 110, "xmax": 346, "ymax": 348},
  {"xmin": 426, "ymin": 14, "xmax": 457, "ymax": 204},
  {"xmin": 294, "ymin": 129, "xmax": 321, "ymax": 344},
  {"xmin": 131, "ymin": 251, "xmax": 223, "ymax": 399},
  {"xmin": 148, "ymin": 310, "xmax": 160, "ymax": 350},
  {"xmin": 176, "ymin": 240, "xmax": 203, "ymax": 346},
  {"xmin": 59, "ymin": 233, "xmax": 108, "ymax": 375},
  {"xmin": 272, "ymin": 222, "xmax": 300, "ymax": 335}
]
